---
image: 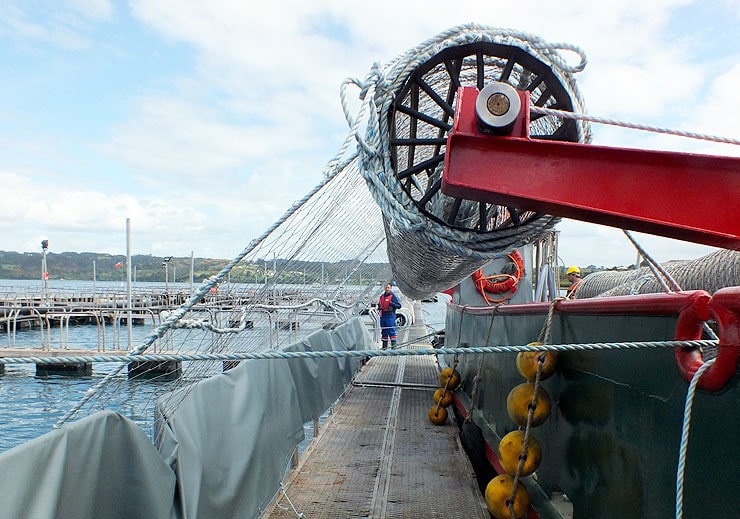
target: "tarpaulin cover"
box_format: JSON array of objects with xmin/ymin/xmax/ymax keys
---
[
  {"xmin": 0, "ymin": 410, "xmax": 177, "ymax": 519},
  {"xmin": 155, "ymin": 317, "xmax": 372, "ymax": 518},
  {"xmin": 0, "ymin": 317, "xmax": 372, "ymax": 519}
]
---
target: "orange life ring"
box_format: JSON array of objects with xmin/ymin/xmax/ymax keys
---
[{"xmin": 471, "ymin": 250, "xmax": 524, "ymax": 304}]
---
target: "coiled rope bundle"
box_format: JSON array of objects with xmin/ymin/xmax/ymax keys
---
[
  {"xmin": 354, "ymin": 24, "xmax": 591, "ymax": 299},
  {"xmin": 577, "ymin": 249, "xmax": 740, "ymax": 298}
]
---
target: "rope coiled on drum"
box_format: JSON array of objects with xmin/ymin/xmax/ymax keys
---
[
  {"xmin": 576, "ymin": 249, "xmax": 740, "ymax": 298},
  {"xmin": 350, "ymin": 24, "xmax": 591, "ymax": 299}
]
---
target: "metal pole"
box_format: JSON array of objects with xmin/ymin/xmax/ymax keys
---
[
  {"xmin": 161, "ymin": 256, "xmax": 172, "ymax": 307},
  {"xmin": 126, "ymin": 218, "xmax": 133, "ymax": 350},
  {"xmin": 41, "ymin": 240, "xmax": 49, "ymax": 301},
  {"xmin": 190, "ymin": 251, "xmax": 194, "ymax": 295},
  {"xmin": 165, "ymin": 263, "xmax": 169, "ymax": 305}
]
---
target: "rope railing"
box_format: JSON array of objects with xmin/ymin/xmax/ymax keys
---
[
  {"xmin": 0, "ymin": 340, "xmax": 717, "ymax": 366},
  {"xmin": 530, "ymin": 105, "xmax": 740, "ymax": 146}
]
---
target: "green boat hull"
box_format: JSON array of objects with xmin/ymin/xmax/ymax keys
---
[{"xmin": 444, "ymin": 299, "xmax": 739, "ymax": 518}]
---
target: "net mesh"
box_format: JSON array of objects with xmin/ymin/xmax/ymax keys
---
[
  {"xmin": 357, "ymin": 25, "xmax": 591, "ymax": 298},
  {"xmin": 41, "ymin": 24, "xmax": 591, "ymax": 433},
  {"xmin": 577, "ymin": 249, "xmax": 740, "ymax": 298}
]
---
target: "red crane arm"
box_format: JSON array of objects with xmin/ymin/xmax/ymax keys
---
[{"xmin": 441, "ymin": 86, "xmax": 740, "ymax": 249}]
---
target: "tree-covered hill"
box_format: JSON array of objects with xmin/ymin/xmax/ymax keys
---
[{"xmin": 0, "ymin": 250, "xmax": 391, "ymax": 285}]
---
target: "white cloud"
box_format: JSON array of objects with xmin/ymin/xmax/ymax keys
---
[
  {"xmin": 0, "ymin": 170, "xmax": 209, "ymax": 255},
  {"xmin": 0, "ymin": 0, "xmax": 738, "ymax": 268}
]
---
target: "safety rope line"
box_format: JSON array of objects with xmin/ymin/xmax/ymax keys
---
[
  {"xmin": 507, "ymin": 301, "xmax": 559, "ymax": 518},
  {"xmin": 622, "ymin": 230, "xmax": 719, "ymax": 341},
  {"xmin": 508, "ymin": 353, "xmax": 545, "ymax": 519},
  {"xmin": 276, "ymin": 482, "xmax": 304, "ymax": 518},
  {"xmin": 530, "ymin": 105, "xmax": 740, "ymax": 146},
  {"xmin": 465, "ymin": 310, "xmax": 498, "ymax": 422},
  {"xmin": 1, "ymin": 340, "xmax": 716, "ymax": 366},
  {"xmin": 675, "ymin": 357, "xmax": 716, "ymax": 519}
]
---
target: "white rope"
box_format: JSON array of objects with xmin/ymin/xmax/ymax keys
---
[
  {"xmin": 530, "ymin": 105, "xmax": 740, "ymax": 146},
  {"xmin": 623, "ymin": 230, "xmax": 680, "ymax": 293},
  {"xmin": 5, "ymin": 340, "xmax": 718, "ymax": 368},
  {"xmin": 675, "ymin": 357, "xmax": 716, "ymax": 519},
  {"xmin": 277, "ymin": 482, "xmax": 304, "ymax": 518},
  {"xmin": 348, "ymin": 24, "xmax": 591, "ymax": 261}
]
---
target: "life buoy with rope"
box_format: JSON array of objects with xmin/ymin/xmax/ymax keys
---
[{"xmin": 471, "ymin": 249, "xmax": 524, "ymax": 304}]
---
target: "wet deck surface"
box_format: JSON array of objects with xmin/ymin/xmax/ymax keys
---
[{"xmin": 264, "ymin": 302, "xmax": 489, "ymax": 518}]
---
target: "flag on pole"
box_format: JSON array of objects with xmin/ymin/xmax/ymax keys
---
[{"xmin": 115, "ymin": 262, "xmax": 123, "ymax": 268}]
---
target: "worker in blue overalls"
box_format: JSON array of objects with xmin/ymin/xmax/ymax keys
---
[{"xmin": 378, "ymin": 283, "xmax": 402, "ymax": 349}]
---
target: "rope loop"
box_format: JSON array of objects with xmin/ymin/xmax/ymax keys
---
[
  {"xmin": 529, "ymin": 40, "xmax": 588, "ymax": 73},
  {"xmin": 538, "ymin": 297, "xmax": 564, "ymax": 345},
  {"xmin": 466, "ymin": 310, "xmax": 498, "ymax": 422},
  {"xmin": 359, "ymin": 62, "xmax": 385, "ymax": 100}
]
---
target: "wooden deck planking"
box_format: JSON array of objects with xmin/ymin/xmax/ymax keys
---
[{"xmin": 264, "ymin": 302, "xmax": 489, "ymax": 519}]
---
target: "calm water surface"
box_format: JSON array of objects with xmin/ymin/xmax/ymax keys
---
[{"xmin": 0, "ymin": 279, "xmax": 449, "ymax": 453}]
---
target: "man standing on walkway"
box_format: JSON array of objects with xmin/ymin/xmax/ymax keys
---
[{"xmin": 378, "ymin": 283, "xmax": 402, "ymax": 349}]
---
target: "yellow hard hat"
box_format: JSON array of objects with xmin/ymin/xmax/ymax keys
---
[{"xmin": 566, "ymin": 266, "xmax": 581, "ymax": 275}]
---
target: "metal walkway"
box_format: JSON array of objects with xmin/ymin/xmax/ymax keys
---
[{"xmin": 264, "ymin": 303, "xmax": 489, "ymax": 519}]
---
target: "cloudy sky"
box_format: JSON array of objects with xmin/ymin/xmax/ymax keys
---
[{"xmin": 1, "ymin": 0, "xmax": 738, "ymax": 269}]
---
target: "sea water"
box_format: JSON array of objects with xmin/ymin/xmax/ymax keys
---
[
  {"xmin": 0, "ymin": 279, "xmax": 451, "ymax": 453},
  {"xmin": 0, "ymin": 312, "xmax": 181, "ymax": 452}
]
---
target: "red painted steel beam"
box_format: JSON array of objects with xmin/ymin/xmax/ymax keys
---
[{"xmin": 442, "ymin": 86, "xmax": 740, "ymax": 249}]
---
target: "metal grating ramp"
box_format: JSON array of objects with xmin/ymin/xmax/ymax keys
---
[{"xmin": 264, "ymin": 303, "xmax": 488, "ymax": 518}]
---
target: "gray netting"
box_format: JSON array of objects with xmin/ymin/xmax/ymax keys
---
[
  {"xmin": 355, "ymin": 24, "xmax": 591, "ymax": 299},
  {"xmin": 577, "ymin": 249, "xmax": 740, "ymax": 298},
  {"xmin": 54, "ymin": 151, "xmax": 394, "ymax": 428},
  {"xmin": 53, "ymin": 24, "xmax": 593, "ymax": 428}
]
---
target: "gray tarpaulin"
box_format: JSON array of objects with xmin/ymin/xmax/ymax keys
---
[
  {"xmin": 155, "ymin": 317, "xmax": 373, "ymax": 518},
  {"xmin": 283, "ymin": 318, "xmax": 365, "ymax": 423},
  {"xmin": 156, "ymin": 357, "xmax": 305, "ymax": 518},
  {"xmin": 0, "ymin": 317, "xmax": 372, "ymax": 519},
  {"xmin": 0, "ymin": 410, "xmax": 177, "ymax": 519}
]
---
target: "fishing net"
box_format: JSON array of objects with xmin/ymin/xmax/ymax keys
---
[
  {"xmin": 36, "ymin": 24, "xmax": 592, "ymax": 435},
  {"xmin": 356, "ymin": 24, "xmax": 591, "ymax": 299}
]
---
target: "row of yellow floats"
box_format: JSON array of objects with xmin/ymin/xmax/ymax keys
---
[
  {"xmin": 428, "ymin": 345, "xmax": 557, "ymax": 519},
  {"xmin": 428, "ymin": 366, "xmax": 460, "ymax": 425}
]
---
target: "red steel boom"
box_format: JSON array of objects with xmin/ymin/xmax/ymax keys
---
[{"xmin": 442, "ymin": 85, "xmax": 740, "ymax": 250}]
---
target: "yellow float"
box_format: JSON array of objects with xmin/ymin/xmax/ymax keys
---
[
  {"xmin": 439, "ymin": 367, "xmax": 461, "ymax": 390},
  {"xmin": 506, "ymin": 382, "xmax": 551, "ymax": 427},
  {"xmin": 428, "ymin": 405, "xmax": 448, "ymax": 425},
  {"xmin": 433, "ymin": 388, "xmax": 453, "ymax": 407},
  {"xmin": 484, "ymin": 474, "xmax": 530, "ymax": 519},
  {"xmin": 498, "ymin": 430, "xmax": 542, "ymax": 477},
  {"xmin": 516, "ymin": 343, "xmax": 558, "ymax": 381}
]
